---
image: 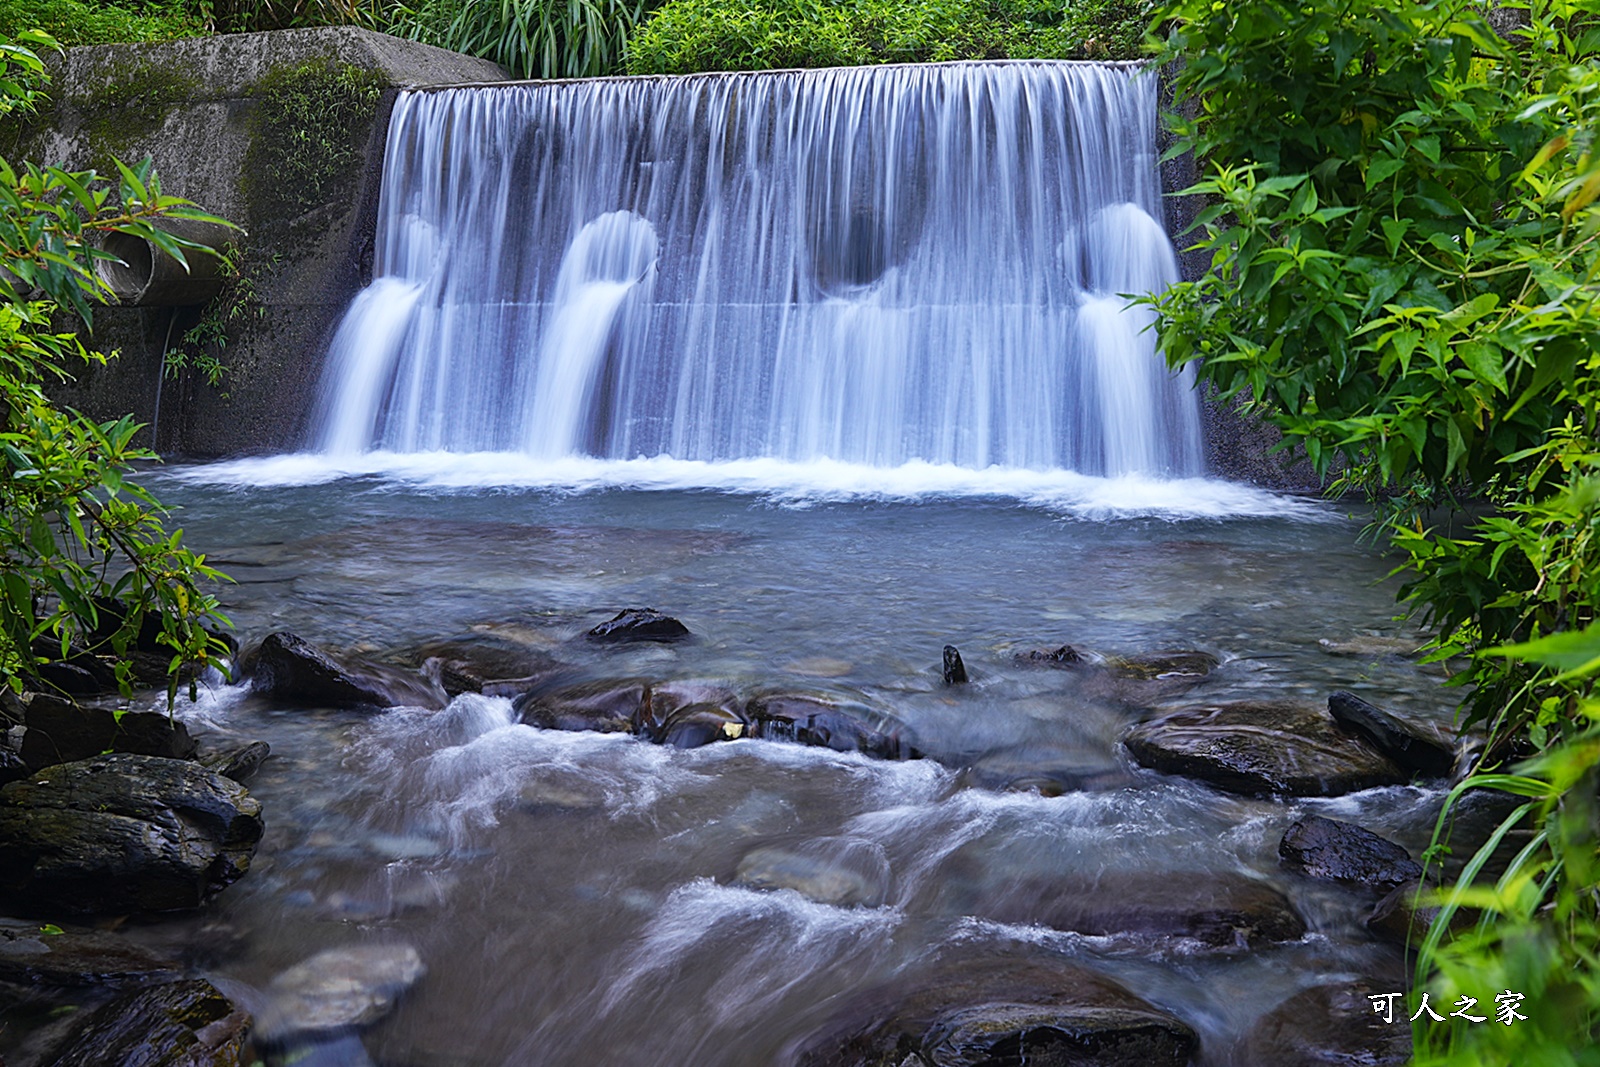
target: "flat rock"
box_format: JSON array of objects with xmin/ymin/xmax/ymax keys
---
[
  {"xmin": 1123, "ymin": 700, "xmax": 1407, "ymax": 797},
  {"xmin": 45, "ymin": 978, "xmax": 250, "ymax": 1067},
  {"xmin": 1328, "ymin": 691, "xmax": 1456, "ymax": 779},
  {"xmin": 1235, "ymin": 980, "xmax": 1411, "ymax": 1066},
  {"xmin": 586, "ymin": 608, "xmax": 690, "ymax": 644},
  {"xmin": 747, "ymin": 693, "xmax": 918, "ymax": 760},
  {"xmin": 239, "ymin": 631, "xmax": 446, "ymax": 710},
  {"xmin": 964, "ymin": 869, "xmax": 1305, "ymax": 949},
  {"xmin": 0, "ymin": 754, "xmax": 263, "ymax": 914},
  {"xmin": 733, "ymin": 839, "xmax": 891, "ymax": 907},
  {"xmin": 1279, "ymin": 815, "xmax": 1422, "ymax": 892},
  {"xmin": 794, "ymin": 948, "xmax": 1195, "ymax": 1067},
  {"xmin": 20, "ymin": 695, "xmax": 198, "ymax": 770},
  {"xmin": 0, "ymin": 918, "xmax": 182, "ymax": 988},
  {"xmin": 513, "ymin": 679, "xmax": 649, "ymax": 733},
  {"xmin": 255, "ymin": 942, "xmax": 425, "ymax": 1044}
]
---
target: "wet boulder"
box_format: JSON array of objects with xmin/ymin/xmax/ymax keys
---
[
  {"xmin": 942, "ymin": 646, "xmax": 968, "ymax": 685},
  {"xmin": 0, "ymin": 917, "xmax": 182, "ymax": 989},
  {"xmin": 239, "ymin": 631, "xmax": 446, "ymax": 710},
  {"xmin": 1328, "ymin": 691, "xmax": 1456, "ymax": 779},
  {"xmin": 253, "ymin": 942, "xmax": 425, "ymax": 1045},
  {"xmin": 586, "ymin": 608, "xmax": 690, "ymax": 644},
  {"xmin": 1365, "ymin": 880, "xmax": 1472, "ymax": 948},
  {"xmin": 1235, "ymin": 981, "xmax": 1411, "ymax": 1066},
  {"xmin": 514, "ymin": 679, "xmax": 649, "ymax": 733},
  {"xmin": 45, "ymin": 978, "xmax": 250, "ymax": 1067},
  {"xmin": 410, "ymin": 631, "xmax": 567, "ymax": 695},
  {"xmin": 960, "ymin": 869, "xmax": 1305, "ymax": 949},
  {"xmin": 1123, "ymin": 700, "xmax": 1406, "ymax": 797},
  {"xmin": 0, "ymin": 754, "xmax": 263, "ymax": 914},
  {"xmin": 19, "ymin": 695, "xmax": 197, "ymax": 770},
  {"xmin": 794, "ymin": 949, "xmax": 1196, "ymax": 1067},
  {"xmin": 1278, "ymin": 815, "xmax": 1422, "ymax": 892},
  {"xmin": 0, "ymin": 745, "xmax": 28, "ymax": 787},
  {"xmin": 962, "ymin": 743, "xmax": 1130, "ymax": 796},
  {"xmin": 733, "ymin": 838, "xmax": 891, "ymax": 907},
  {"xmin": 747, "ymin": 693, "xmax": 918, "ymax": 760},
  {"xmin": 197, "ymin": 740, "xmax": 271, "ymax": 783},
  {"xmin": 1013, "ymin": 644, "xmax": 1085, "ymax": 665},
  {"xmin": 635, "ymin": 681, "xmax": 746, "ymax": 744}
]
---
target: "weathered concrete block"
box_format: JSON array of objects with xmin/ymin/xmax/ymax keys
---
[{"xmin": 0, "ymin": 28, "xmax": 506, "ymax": 456}]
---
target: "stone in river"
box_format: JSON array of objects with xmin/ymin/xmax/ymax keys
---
[
  {"xmin": 794, "ymin": 947, "xmax": 1196, "ymax": 1067},
  {"xmin": 0, "ymin": 754, "xmax": 263, "ymax": 915},
  {"xmin": 1328, "ymin": 691, "xmax": 1457, "ymax": 779},
  {"xmin": 513, "ymin": 679, "xmax": 649, "ymax": 733},
  {"xmin": 734, "ymin": 839, "xmax": 891, "ymax": 907},
  {"xmin": 656, "ymin": 704, "xmax": 750, "ymax": 748},
  {"xmin": 1278, "ymin": 815, "xmax": 1422, "ymax": 892},
  {"xmin": 942, "ymin": 645, "xmax": 968, "ymax": 685},
  {"xmin": 238, "ymin": 631, "xmax": 446, "ymax": 710},
  {"xmin": 1366, "ymin": 879, "xmax": 1472, "ymax": 948},
  {"xmin": 963, "ymin": 743, "xmax": 1130, "ymax": 796},
  {"xmin": 253, "ymin": 942, "xmax": 425, "ymax": 1044},
  {"xmin": 197, "ymin": 740, "xmax": 271, "ymax": 783},
  {"xmin": 586, "ymin": 608, "xmax": 691, "ymax": 644},
  {"xmin": 0, "ymin": 917, "xmax": 182, "ymax": 989},
  {"xmin": 45, "ymin": 978, "xmax": 250, "ymax": 1067},
  {"xmin": 1235, "ymin": 980, "xmax": 1411, "ymax": 1066},
  {"xmin": 1318, "ymin": 634, "xmax": 1425, "ymax": 658},
  {"xmin": 634, "ymin": 681, "xmax": 743, "ymax": 741},
  {"xmin": 1013, "ymin": 644, "xmax": 1084, "ymax": 665},
  {"xmin": 19, "ymin": 694, "xmax": 197, "ymax": 770},
  {"xmin": 1123, "ymin": 700, "xmax": 1406, "ymax": 797},
  {"xmin": 410, "ymin": 631, "xmax": 567, "ymax": 695},
  {"xmin": 746, "ymin": 692, "xmax": 919, "ymax": 760}
]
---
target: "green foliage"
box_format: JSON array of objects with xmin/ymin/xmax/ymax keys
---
[
  {"xmin": 0, "ymin": 32, "xmax": 231, "ymax": 700},
  {"xmin": 1149, "ymin": 0, "xmax": 1600, "ymax": 1058},
  {"xmin": 243, "ymin": 60, "xmax": 382, "ymax": 222},
  {"xmin": 625, "ymin": 0, "xmax": 1146, "ymax": 75},
  {"xmin": 163, "ymin": 240, "xmax": 267, "ymax": 399},
  {"xmin": 0, "ymin": 0, "xmax": 200, "ymax": 46},
  {"xmin": 387, "ymin": 0, "xmax": 660, "ymax": 79}
]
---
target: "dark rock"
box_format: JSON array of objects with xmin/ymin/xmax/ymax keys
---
[
  {"xmin": 1123, "ymin": 700, "xmax": 1407, "ymax": 797},
  {"xmin": 45, "ymin": 978, "xmax": 250, "ymax": 1067},
  {"xmin": 747, "ymin": 693, "xmax": 919, "ymax": 760},
  {"xmin": 239, "ymin": 631, "xmax": 445, "ymax": 710},
  {"xmin": 794, "ymin": 948, "xmax": 1195, "ymax": 1067},
  {"xmin": 942, "ymin": 646, "xmax": 968, "ymax": 685},
  {"xmin": 634, "ymin": 681, "xmax": 743, "ymax": 740},
  {"xmin": 586, "ymin": 608, "xmax": 690, "ymax": 644},
  {"xmin": 1014, "ymin": 645, "xmax": 1084, "ymax": 665},
  {"xmin": 963, "ymin": 744, "xmax": 1129, "ymax": 796},
  {"xmin": 20, "ymin": 695, "xmax": 197, "ymax": 770},
  {"xmin": 656, "ymin": 705, "xmax": 749, "ymax": 749},
  {"xmin": 254, "ymin": 942, "xmax": 425, "ymax": 1044},
  {"xmin": 733, "ymin": 838, "xmax": 891, "ymax": 907},
  {"xmin": 963, "ymin": 869, "xmax": 1305, "ymax": 949},
  {"xmin": 1366, "ymin": 880, "xmax": 1472, "ymax": 948},
  {"xmin": 197, "ymin": 740, "xmax": 271, "ymax": 782},
  {"xmin": 0, "ymin": 918, "xmax": 182, "ymax": 988},
  {"xmin": 410, "ymin": 632, "xmax": 566, "ymax": 695},
  {"xmin": 1236, "ymin": 980, "xmax": 1411, "ymax": 1066},
  {"xmin": 1328, "ymin": 691, "xmax": 1456, "ymax": 779},
  {"xmin": 0, "ymin": 754, "xmax": 263, "ymax": 914},
  {"xmin": 1279, "ymin": 815, "xmax": 1422, "ymax": 892},
  {"xmin": 264, "ymin": 1034, "xmax": 376, "ymax": 1067},
  {"xmin": 514, "ymin": 679, "xmax": 648, "ymax": 733},
  {"xmin": 1109, "ymin": 650, "xmax": 1219, "ymax": 681},
  {"xmin": 0, "ymin": 745, "xmax": 27, "ymax": 786}
]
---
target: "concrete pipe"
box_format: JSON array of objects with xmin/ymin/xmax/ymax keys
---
[{"xmin": 94, "ymin": 218, "xmax": 234, "ymax": 306}]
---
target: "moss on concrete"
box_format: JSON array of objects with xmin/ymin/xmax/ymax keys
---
[{"xmin": 69, "ymin": 59, "xmax": 201, "ymax": 171}]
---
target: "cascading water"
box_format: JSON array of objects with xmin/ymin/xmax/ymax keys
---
[{"xmin": 310, "ymin": 62, "xmax": 1204, "ymax": 478}]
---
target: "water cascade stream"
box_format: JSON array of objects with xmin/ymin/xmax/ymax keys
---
[{"xmin": 312, "ymin": 62, "xmax": 1204, "ymax": 477}]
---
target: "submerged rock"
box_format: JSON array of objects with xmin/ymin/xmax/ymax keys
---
[
  {"xmin": 1318, "ymin": 634, "xmax": 1425, "ymax": 658},
  {"xmin": 1236, "ymin": 981, "xmax": 1411, "ymax": 1066},
  {"xmin": 747, "ymin": 693, "xmax": 918, "ymax": 760},
  {"xmin": 1013, "ymin": 645, "xmax": 1084, "ymax": 665},
  {"xmin": 254, "ymin": 942, "xmax": 425, "ymax": 1045},
  {"xmin": 794, "ymin": 949, "xmax": 1196, "ymax": 1067},
  {"xmin": 239, "ymin": 631, "xmax": 446, "ymax": 710},
  {"xmin": 586, "ymin": 608, "xmax": 690, "ymax": 644},
  {"xmin": 1123, "ymin": 700, "xmax": 1406, "ymax": 797},
  {"xmin": 197, "ymin": 740, "xmax": 271, "ymax": 783},
  {"xmin": 1278, "ymin": 815, "xmax": 1422, "ymax": 892},
  {"xmin": 1107, "ymin": 650, "xmax": 1220, "ymax": 681},
  {"xmin": 1366, "ymin": 880, "xmax": 1471, "ymax": 948},
  {"xmin": 733, "ymin": 838, "xmax": 891, "ymax": 907},
  {"xmin": 1328, "ymin": 691, "xmax": 1456, "ymax": 779},
  {"xmin": 410, "ymin": 631, "xmax": 567, "ymax": 695},
  {"xmin": 0, "ymin": 917, "xmax": 182, "ymax": 989},
  {"xmin": 942, "ymin": 646, "xmax": 968, "ymax": 685},
  {"xmin": 514, "ymin": 679, "xmax": 649, "ymax": 733},
  {"xmin": 963, "ymin": 744, "xmax": 1129, "ymax": 796},
  {"xmin": 635, "ymin": 681, "xmax": 745, "ymax": 744},
  {"xmin": 45, "ymin": 978, "xmax": 250, "ymax": 1067},
  {"xmin": 19, "ymin": 695, "xmax": 197, "ymax": 770},
  {"xmin": 0, "ymin": 754, "xmax": 263, "ymax": 914}
]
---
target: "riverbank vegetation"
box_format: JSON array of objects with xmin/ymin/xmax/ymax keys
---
[{"xmin": 1148, "ymin": 0, "xmax": 1600, "ymax": 1059}]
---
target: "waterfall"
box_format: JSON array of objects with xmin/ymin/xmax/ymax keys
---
[{"xmin": 310, "ymin": 61, "xmax": 1205, "ymax": 477}]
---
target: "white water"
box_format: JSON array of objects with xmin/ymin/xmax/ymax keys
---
[{"xmin": 309, "ymin": 62, "xmax": 1205, "ymax": 479}]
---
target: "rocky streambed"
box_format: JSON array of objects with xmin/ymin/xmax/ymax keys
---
[{"xmin": 0, "ymin": 481, "xmax": 1496, "ymax": 1066}]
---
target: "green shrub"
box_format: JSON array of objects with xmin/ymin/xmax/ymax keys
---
[
  {"xmin": 624, "ymin": 0, "xmax": 1147, "ymax": 75},
  {"xmin": 0, "ymin": 0, "xmax": 201, "ymax": 46},
  {"xmin": 385, "ymin": 0, "xmax": 662, "ymax": 79}
]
